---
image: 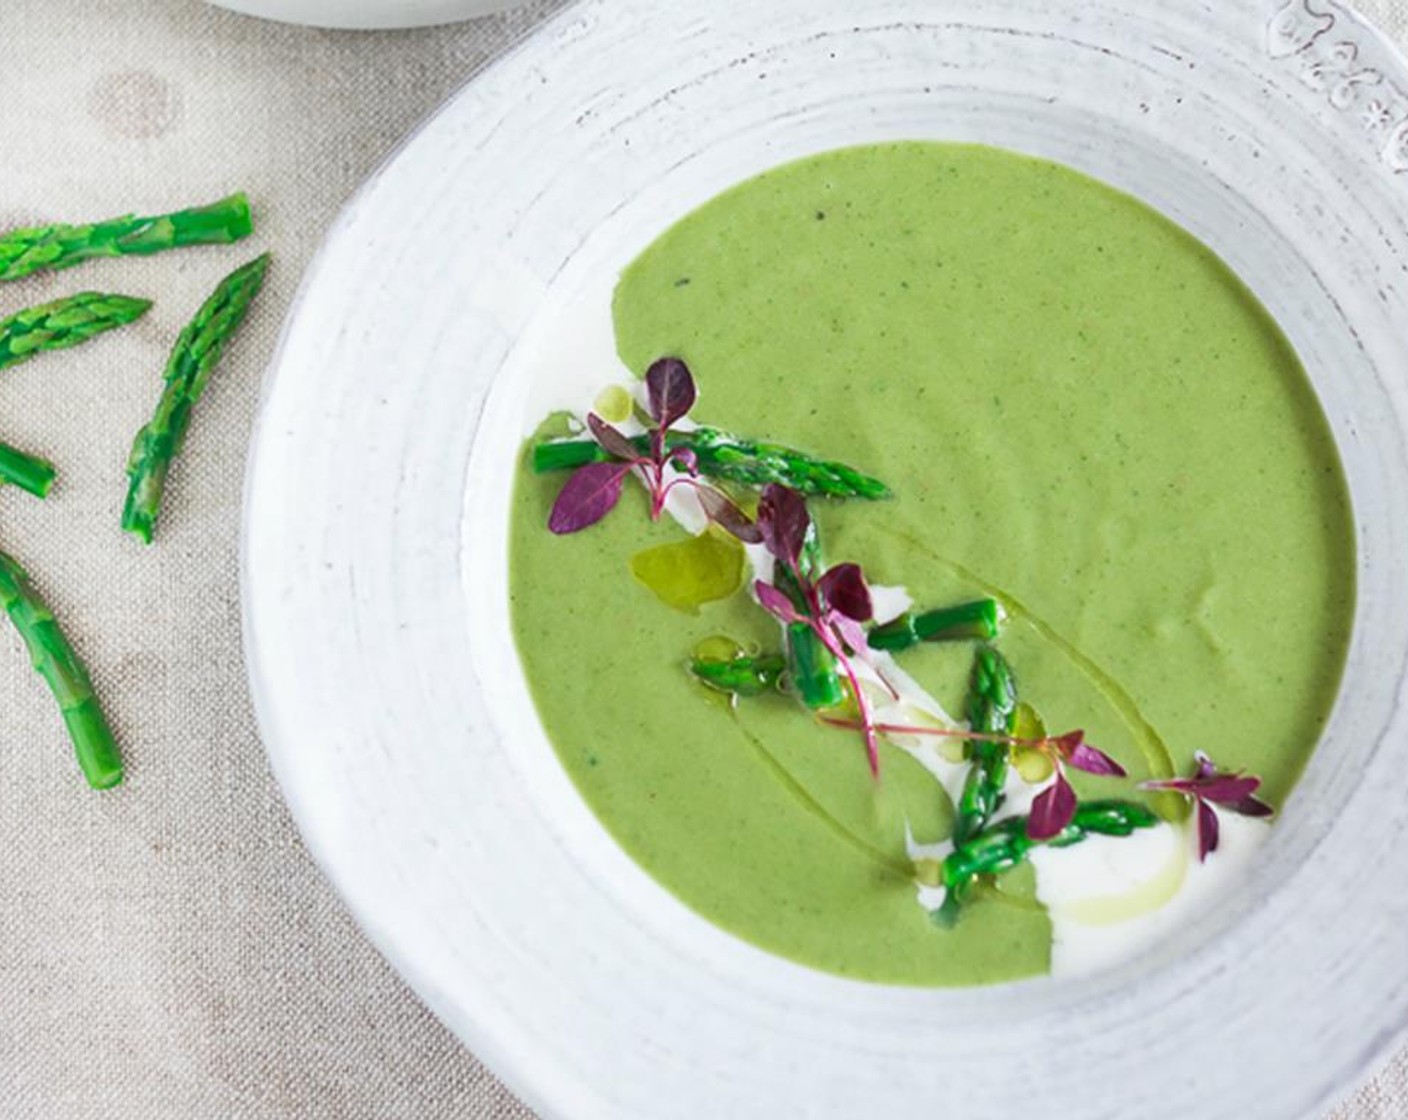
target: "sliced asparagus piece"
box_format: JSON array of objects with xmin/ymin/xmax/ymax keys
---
[
  {"xmin": 0, "ymin": 440, "xmax": 56, "ymax": 498},
  {"xmin": 868, "ymin": 599, "xmax": 1001, "ymax": 652},
  {"xmin": 689, "ymin": 652, "xmax": 786, "ymax": 698},
  {"xmin": 952, "ymin": 646, "xmax": 1017, "ymax": 846},
  {"xmin": 122, "ymin": 253, "xmax": 269, "ymax": 543},
  {"xmin": 533, "ymin": 426, "xmax": 889, "ymax": 500},
  {"xmin": 788, "ymin": 622, "xmax": 845, "ymax": 710},
  {"xmin": 0, "ymin": 292, "xmax": 151, "ymax": 373},
  {"xmin": 0, "ymin": 193, "xmax": 252, "ymax": 282},
  {"xmin": 0, "ymin": 549, "xmax": 122, "ymax": 789},
  {"xmin": 770, "ymin": 517, "xmax": 844, "ymax": 709}
]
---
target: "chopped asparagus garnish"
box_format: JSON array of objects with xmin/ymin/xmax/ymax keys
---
[
  {"xmin": 868, "ymin": 599, "xmax": 1001, "ymax": 652},
  {"xmin": 932, "ymin": 799, "xmax": 1159, "ymax": 926},
  {"xmin": 122, "ymin": 253, "xmax": 269, "ymax": 543},
  {"xmin": 770, "ymin": 517, "xmax": 844, "ymax": 709},
  {"xmin": 533, "ymin": 426, "xmax": 889, "ymax": 500},
  {"xmin": 0, "ymin": 193, "xmax": 252, "ymax": 282},
  {"xmin": 0, "ymin": 549, "xmax": 122, "ymax": 789},
  {"xmin": 0, "ymin": 440, "xmax": 56, "ymax": 498},
  {"xmin": 689, "ymin": 652, "xmax": 786, "ymax": 697},
  {"xmin": 952, "ymin": 646, "xmax": 1017, "ymax": 846},
  {"xmin": 788, "ymin": 622, "xmax": 844, "ymax": 710},
  {"xmin": 685, "ymin": 427, "xmax": 890, "ymax": 499},
  {"xmin": 0, "ymin": 292, "xmax": 151, "ymax": 373}
]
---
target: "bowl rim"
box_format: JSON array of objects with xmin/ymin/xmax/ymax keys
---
[{"xmin": 203, "ymin": 0, "xmax": 523, "ymax": 31}]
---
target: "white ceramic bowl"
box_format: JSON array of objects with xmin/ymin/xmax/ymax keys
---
[
  {"xmin": 243, "ymin": 2, "xmax": 1408, "ymax": 1116},
  {"xmin": 204, "ymin": 0, "xmax": 520, "ymax": 30}
]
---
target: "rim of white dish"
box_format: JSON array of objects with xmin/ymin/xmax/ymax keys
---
[
  {"xmin": 242, "ymin": 2, "xmax": 1408, "ymax": 1117},
  {"xmin": 204, "ymin": 0, "xmax": 522, "ymax": 31}
]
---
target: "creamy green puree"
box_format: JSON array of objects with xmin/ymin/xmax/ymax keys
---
[{"xmin": 509, "ymin": 142, "xmax": 1354, "ymax": 986}]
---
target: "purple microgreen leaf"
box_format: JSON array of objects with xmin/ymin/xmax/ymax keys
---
[
  {"xmin": 829, "ymin": 614, "xmax": 871, "ymax": 657},
  {"xmin": 757, "ymin": 484, "xmax": 811, "ymax": 568},
  {"xmin": 1194, "ymin": 751, "xmax": 1218, "ymax": 781},
  {"xmin": 671, "ymin": 446, "xmax": 700, "ymax": 476},
  {"xmin": 645, "ymin": 357, "xmax": 697, "ymax": 429},
  {"xmin": 1064, "ymin": 736, "xmax": 1128, "ymax": 779},
  {"xmin": 818, "ymin": 563, "xmax": 873, "ymax": 622},
  {"xmin": 1197, "ymin": 799, "xmax": 1221, "ymax": 862},
  {"xmin": 586, "ymin": 413, "xmax": 638, "ymax": 462},
  {"xmin": 1227, "ymin": 793, "xmax": 1275, "ymax": 819},
  {"xmin": 754, "ymin": 580, "xmax": 804, "ymax": 624},
  {"xmin": 548, "ymin": 462, "xmax": 632, "ymax": 534},
  {"xmin": 1197, "ymin": 775, "xmax": 1263, "ymax": 807},
  {"xmin": 694, "ymin": 486, "xmax": 763, "ymax": 544},
  {"xmin": 1028, "ymin": 773, "xmax": 1078, "ymax": 841}
]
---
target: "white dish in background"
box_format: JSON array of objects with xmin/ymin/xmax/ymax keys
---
[
  {"xmin": 205, "ymin": 0, "xmax": 519, "ymax": 30},
  {"xmin": 242, "ymin": 2, "xmax": 1408, "ymax": 1117}
]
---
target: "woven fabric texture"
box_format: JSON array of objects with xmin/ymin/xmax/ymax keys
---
[{"xmin": 0, "ymin": 1, "xmax": 1403, "ymax": 1116}]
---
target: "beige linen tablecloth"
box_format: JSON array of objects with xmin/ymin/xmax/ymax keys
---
[{"xmin": 1, "ymin": 2, "xmax": 1405, "ymax": 1116}]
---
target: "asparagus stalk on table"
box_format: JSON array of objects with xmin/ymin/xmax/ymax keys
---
[
  {"xmin": 952, "ymin": 645, "xmax": 1018, "ymax": 846},
  {"xmin": 122, "ymin": 252, "xmax": 270, "ymax": 544},
  {"xmin": 0, "ymin": 193, "xmax": 252, "ymax": 282},
  {"xmin": 0, "ymin": 549, "xmax": 122, "ymax": 790},
  {"xmin": 0, "ymin": 292, "xmax": 152, "ymax": 373},
  {"xmin": 0, "ymin": 440, "xmax": 56, "ymax": 498},
  {"xmin": 930, "ymin": 799, "xmax": 1158, "ymax": 927},
  {"xmin": 533, "ymin": 425, "xmax": 890, "ymax": 500}
]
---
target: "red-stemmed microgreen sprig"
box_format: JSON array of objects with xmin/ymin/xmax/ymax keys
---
[
  {"xmin": 818, "ymin": 716, "xmax": 1125, "ymax": 839},
  {"xmin": 548, "ymin": 358, "xmax": 759, "ymax": 541},
  {"xmin": 1025, "ymin": 732, "xmax": 1127, "ymax": 841},
  {"xmin": 750, "ymin": 484, "xmax": 891, "ymax": 776},
  {"xmin": 1141, "ymin": 752, "xmax": 1274, "ymax": 861}
]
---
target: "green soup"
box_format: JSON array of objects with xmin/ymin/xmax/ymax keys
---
[{"xmin": 508, "ymin": 142, "xmax": 1354, "ymax": 986}]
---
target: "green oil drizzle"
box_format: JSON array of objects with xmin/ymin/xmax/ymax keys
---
[
  {"xmin": 733, "ymin": 720, "xmax": 913, "ymax": 879},
  {"xmin": 593, "ymin": 384, "xmax": 634, "ymax": 423},
  {"xmin": 880, "ymin": 525, "xmax": 1179, "ymax": 783},
  {"xmin": 1056, "ymin": 831, "xmax": 1189, "ymax": 926},
  {"xmin": 630, "ymin": 530, "xmax": 745, "ymax": 614}
]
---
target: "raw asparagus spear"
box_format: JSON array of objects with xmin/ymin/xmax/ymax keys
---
[
  {"xmin": 0, "ymin": 193, "xmax": 252, "ymax": 282},
  {"xmin": 689, "ymin": 653, "xmax": 785, "ymax": 698},
  {"xmin": 868, "ymin": 599, "xmax": 1001, "ymax": 652},
  {"xmin": 122, "ymin": 253, "xmax": 269, "ymax": 543},
  {"xmin": 0, "ymin": 440, "xmax": 56, "ymax": 498},
  {"xmin": 931, "ymin": 799, "xmax": 1158, "ymax": 926},
  {"xmin": 952, "ymin": 646, "xmax": 1017, "ymax": 846},
  {"xmin": 0, "ymin": 549, "xmax": 122, "ymax": 789},
  {"xmin": 0, "ymin": 292, "xmax": 151, "ymax": 373},
  {"xmin": 533, "ymin": 426, "xmax": 890, "ymax": 500}
]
